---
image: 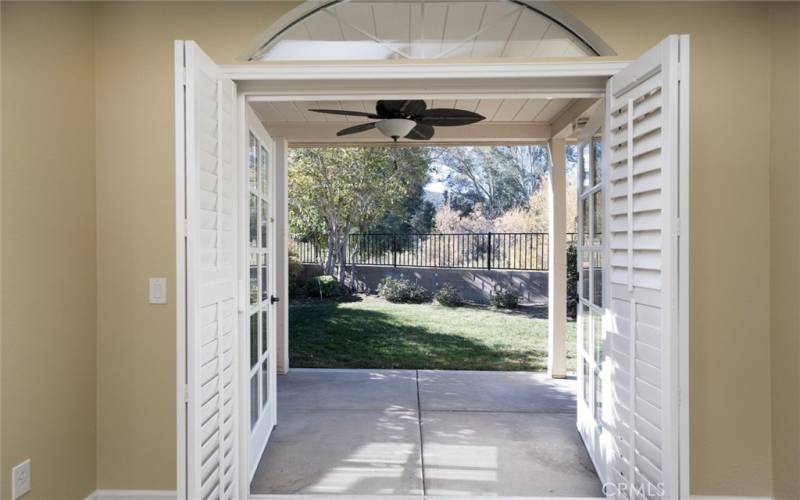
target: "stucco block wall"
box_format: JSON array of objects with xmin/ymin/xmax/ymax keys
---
[
  {"xmin": 0, "ymin": 1, "xmax": 797, "ymax": 498},
  {"xmin": 1, "ymin": 3, "xmax": 97, "ymax": 499}
]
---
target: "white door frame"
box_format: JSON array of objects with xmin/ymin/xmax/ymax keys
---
[{"xmin": 177, "ymin": 54, "xmax": 690, "ymax": 499}]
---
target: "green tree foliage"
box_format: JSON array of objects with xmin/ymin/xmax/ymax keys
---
[
  {"xmin": 434, "ymin": 145, "xmax": 550, "ymax": 218},
  {"xmin": 289, "ymin": 147, "xmax": 429, "ymax": 284}
]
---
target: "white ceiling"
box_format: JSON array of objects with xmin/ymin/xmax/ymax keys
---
[
  {"xmin": 259, "ymin": 0, "xmax": 593, "ymax": 61},
  {"xmin": 252, "ymin": 98, "xmax": 576, "ymax": 124}
]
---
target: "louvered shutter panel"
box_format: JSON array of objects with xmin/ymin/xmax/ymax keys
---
[
  {"xmin": 183, "ymin": 41, "xmax": 239, "ymax": 500},
  {"xmin": 604, "ymin": 35, "xmax": 686, "ymax": 499}
]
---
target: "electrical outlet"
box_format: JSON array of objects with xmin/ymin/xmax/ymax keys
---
[{"xmin": 12, "ymin": 459, "xmax": 31, "ymax": 499}]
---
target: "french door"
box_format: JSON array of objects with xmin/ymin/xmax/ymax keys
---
[
  {"xmin": 242, "ymin": 103, "xmax": 277, "ymax": 481},
  {"xmin": 577, "ymin": 35, "xmax": 689, "ymax": 499},
  {"xmin": 176, "ymin": 40, "xmax": 240, "ymax": 499}
]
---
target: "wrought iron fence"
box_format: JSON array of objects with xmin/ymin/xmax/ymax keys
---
[{"xmin": 294, "ymin": 232, "xmax": 578, "ymax": 271}]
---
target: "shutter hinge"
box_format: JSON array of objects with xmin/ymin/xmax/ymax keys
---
[
  {"xmin": 183, "ymin": 385, "xmax": 190, "ymax": 403},
  {"xmin": 675, "ymin": 218, "xmax": 681, "ymax": 237},
  {"xmin": 184, "ymin": 219, "xmax": 189, "ymax": 239},
  {"xmin": 181, "ymin": 66, "xmax": 189, "ymax": 87}
]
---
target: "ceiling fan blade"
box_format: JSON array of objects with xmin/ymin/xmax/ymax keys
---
[
  {"xmin": 418, "ymin": 108, "xmax": 485, "ymax": 126},
  {"xmin": 405, "ymin": 123, "xmax": 435, "ymax": 141},
  {"xmin": 310, "ymin": 109, "xmax": 380, "ymax": 119},
  {"xmin": 375, "ymin": 100, "xmax": 427, "ymax": 118},
  {"xmin": 336, "ymin": 122, "xmax": 377, "ymax": 137}
]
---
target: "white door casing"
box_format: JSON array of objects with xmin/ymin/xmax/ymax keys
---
[
  {"xmin": 176, "ymin": 40, "xmax": 240, "ymax": 499},
  {"xmin": 599, "ymin": 34, "xmax": 689, "ymax": 499},
  {"xmin": 241, "ymin": 103, "xmax": 278, "ymax": 482}
]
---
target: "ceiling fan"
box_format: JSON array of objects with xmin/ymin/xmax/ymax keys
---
[{"xmin": 309, "ymin": 100, "xmax": 485, "ymax": 141}]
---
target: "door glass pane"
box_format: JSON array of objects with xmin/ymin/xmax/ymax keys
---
[
  {"xmin": 594, "ymin": 310, "xmax": 604, "ymax": 364},
  {"xmin": 581, "ymin": 303, "xmax": 590, "ymax": 354},
  {"xmin": 249, "ymin": 194, "xmax": 258, "ymax": 248},
  {"xmin": 592, "ymin": 191, "xmax": 603, "ymax": 246},
  {"xmin": 581, "ymin": 144, "xmax": 591, "ymax": 191},
  {"xmin": 593, "ymin": 372, "xmax": 602, "ymax": 422},
  {"xmin": 260, "ymin": 200, "xmax": 268, "ymax": 249},
  {"xmin": 581, "ymin": 200, "xmax": 589, "ymax": 246},
  {"xmin": 250, "ymin": 313, "xmax": 258, "ymax": 368},
  {"xmin": 250, "ymin": 374, "xmax": 259, "ymax": 429},
  {"xmin": 592, "ymin": 251, "xmax": 603, "ymax": 307},
  {"xmin": 591, "ymin": 134, "xmax": 602, "ymax": 186},
  {"xmin": 261, "ymin": 310, "xmax": 268, "ymax": 354},
  {"xmin": 260, "ymin": 145, "xmax": 269, "ymax": 195},
  {"xmin": 261, "ymin": 253, "xmax": 268, "ymax": 302},
  {"xmin": 249, "ymin": 132, "xmax": 258, "ymax": 189},
  {"xmin": 261, "ymin": 359, "xmax": 269, "ymax": 409},
  {"xmin": 581, "ymin": 251, "xmax": 590, "ymax": 299},
  {"xmin": 250, "ymin": 253, "xmax": 258, "ymax": 305},
  {"xmin": 582, "ymin": 360, "xmax": 590, "ymax": 405}
]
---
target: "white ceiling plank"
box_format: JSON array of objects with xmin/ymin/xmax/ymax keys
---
[
  {"xmin": 302, "ymin": 11, "xmax": 344, "ymax": 42},
  {"xmin": 468, "ymin": 3, "xmax": 522, "ymax": 58},
  {"xmin": 503, "ymin": 8, "xmax": 550, "ymax": 57},
  {"xmin": 439, "ymin": 2, "xmax": 486, "ymax": 58},
  {"xmin": 271, "ymin": 101, "xmax": 306, "ymax": 122},
  {"xmin": 535, "ymin": 98, "xmax": 572, "ymax": 121},
  {"xmin": 421, "ymin": 2, "xmax": 448, "ymax": 58},
  {"xmin": 493, "ymin": 98, "xmax": 527, "ymax": 121},
  {"xmin": 474, "ymin": 99, "xmax": 504, "ymax": 121},
  {"xmin": 454, "ymin": 99, "xmax": 480, "ymax": 112},
  {"xmin": 512, "ymin": 99, "xmax": 549, "ymax": 122},
  {"xmin": 431, "ymin": 99, "xmax": 457, "ymax": 109},
  {"xmin": 372, "ymin": 2, "xmax": 413, "ymax": 57}
]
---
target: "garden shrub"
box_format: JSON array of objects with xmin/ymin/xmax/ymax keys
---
[
  {"xmin": 377, "ymin": 277, "xmax": 432, "ymax": 304},
  {"xmin": 288, "ymin": 252, "xmax": 306, "ymax": 298},
  {"xmin": 435, "ymin": 285, "xmax": 463, "ymax": 307},
  {"xmin": 305, "ymin": 275, "xmax": 341, "ymax": 298},
  {"xmin": 566, "ymin": 244, "xmax": 579, "ymax": 319},
  {"xmin": 490, "ymin": 288, "xmax": 521, "ymax": 309}
]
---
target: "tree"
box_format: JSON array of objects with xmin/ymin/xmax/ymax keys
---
[
  {"xmin": 288, "ymin": 147, "xmax": 429, "ymax": 284},
  {"xmin": 432, "ymin": 145, "xmax": 550, "ymax": 218}
]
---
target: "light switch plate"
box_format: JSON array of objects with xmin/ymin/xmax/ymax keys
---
[
  {"xmin": 12, "ymin": 459, "xmax": 31, "ymax": 499},
  {"xmin": 149, "ymin": 277, "xmax": 167, "ymax": 304}
]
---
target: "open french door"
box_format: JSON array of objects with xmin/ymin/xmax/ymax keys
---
[
  {"xmin": 241, "ymin": 103, "xmax": 278, "ymax": 481},
  {"xmin": 577, "ymin": 35, "xmax": 689, "ymax": 499},
  {"xmin": 176, "ymin": 40, "xmax": 241, "ymax": 499}
]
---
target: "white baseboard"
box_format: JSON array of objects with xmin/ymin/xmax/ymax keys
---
[{"xmin": 86, "ymin": 490, "xmax": 176, "ymax": 500}]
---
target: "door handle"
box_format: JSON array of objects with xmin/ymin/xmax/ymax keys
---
[{"xmin": 270, "ymin": 295, "xmax": 280, "ymax": 304}]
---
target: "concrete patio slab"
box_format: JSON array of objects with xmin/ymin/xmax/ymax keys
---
[
  {"xmin": 421, "ymin": 411, "xmax": 602, "ymax": 497},
  {"xmin": 279, "ymin": 368, "xmax": 419, "ymax": 412},
  {"xmin": 418, "ymin": 370, "xmax": 576, "ymax": 413},
  {"xmin": 251, "ymin": 408, "xmax": 423, "ymax": 495}
]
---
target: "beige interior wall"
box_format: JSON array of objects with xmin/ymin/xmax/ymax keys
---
[
  {"xmin": 768, "ymin": 3, "xmax": 800, "ymax": 500},
  {"xmin": 93, "ymin": 1, "xmax": 778, "ymax": 494},
  {"xmin": 1, "ymin": 3, "xmax": 97, "ymax": 499},
  {"xmin": 92, "ymin": 2, "xmax": 299, "ymax": 488},
  {"xmin": 0, "ymin": 1, "xmax": 789, "ymax": 497}
]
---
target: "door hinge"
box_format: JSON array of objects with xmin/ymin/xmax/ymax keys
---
[
  {"xmin": 183, "ymin": 385, "xmax": 190, "ymax": 403},
  {"xmin": 675, "ymin": 218, "xmax": 681, "ymax": 237},
  {"xmin": 180, "ymin": 66, "xmax": 189, "ymax": 87},
  {"xmin": 184, "ymin": 219, "xmax": 189, "ymax": 239}
]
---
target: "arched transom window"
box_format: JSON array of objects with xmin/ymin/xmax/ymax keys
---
[{"xmin": 245, "ymin": 0, "xmax": 613, "ymax": 61}]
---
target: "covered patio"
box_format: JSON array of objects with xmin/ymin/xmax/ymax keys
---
[{"xmin": 251, "ymin": 369, "xmax": 602, "ymax": 497}]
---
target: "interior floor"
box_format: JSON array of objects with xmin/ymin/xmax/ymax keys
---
[{"xmin": 250, "ymin": 368, "xmax": 602, "ymax": 497}]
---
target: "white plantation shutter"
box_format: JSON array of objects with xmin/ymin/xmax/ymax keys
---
[
  {"xmin": 181, "ymin": 41, "xmax": 240, "ymax": 500},
  {"xmin": 603, "ymin": 35, "xmax": 687, "ymax": 499}
]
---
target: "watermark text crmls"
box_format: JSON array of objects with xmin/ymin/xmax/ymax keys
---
[{"xmin": 602, "ymin": 481, "xmax": 666, "ymax": 498}]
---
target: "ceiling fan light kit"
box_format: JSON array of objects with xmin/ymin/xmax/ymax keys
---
[
  {"xmin": 310, "ymin": 100, "xmax": 486, "ymax": 142},
  {"xmin": 376, "ymin": 118, "xmax": 417, "ymax": 141}
]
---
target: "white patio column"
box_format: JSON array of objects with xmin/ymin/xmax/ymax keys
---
[
  {"xmin": 274, "ymin": 137, "xmax": 290, "ymax": 374},
  {"xmin": 548, "ymin": 138, "xmax": 567, "ymax": 379}
]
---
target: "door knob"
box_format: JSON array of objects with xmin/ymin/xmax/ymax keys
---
[{"xmin": 270, "ymin": 295, "xmax": 280, "ymax": 304}]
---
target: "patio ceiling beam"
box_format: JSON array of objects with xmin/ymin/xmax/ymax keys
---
[{"xmin": 266, "ymin": 121, "xmax": 553, "ymax": 145}]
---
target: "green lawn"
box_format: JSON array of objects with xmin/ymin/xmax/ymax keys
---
[{"xmin": 289, "ymin": 295, "xmax": 577, "ymax": 372}]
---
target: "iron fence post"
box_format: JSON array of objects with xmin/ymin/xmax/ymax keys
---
[
  {"xmin": 487, "ymin": 232, "xmax": 492, "ymax": 271},
  {"xmin": 392, "ymin": 234, "xmax": 397, "ymax": 268}
]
